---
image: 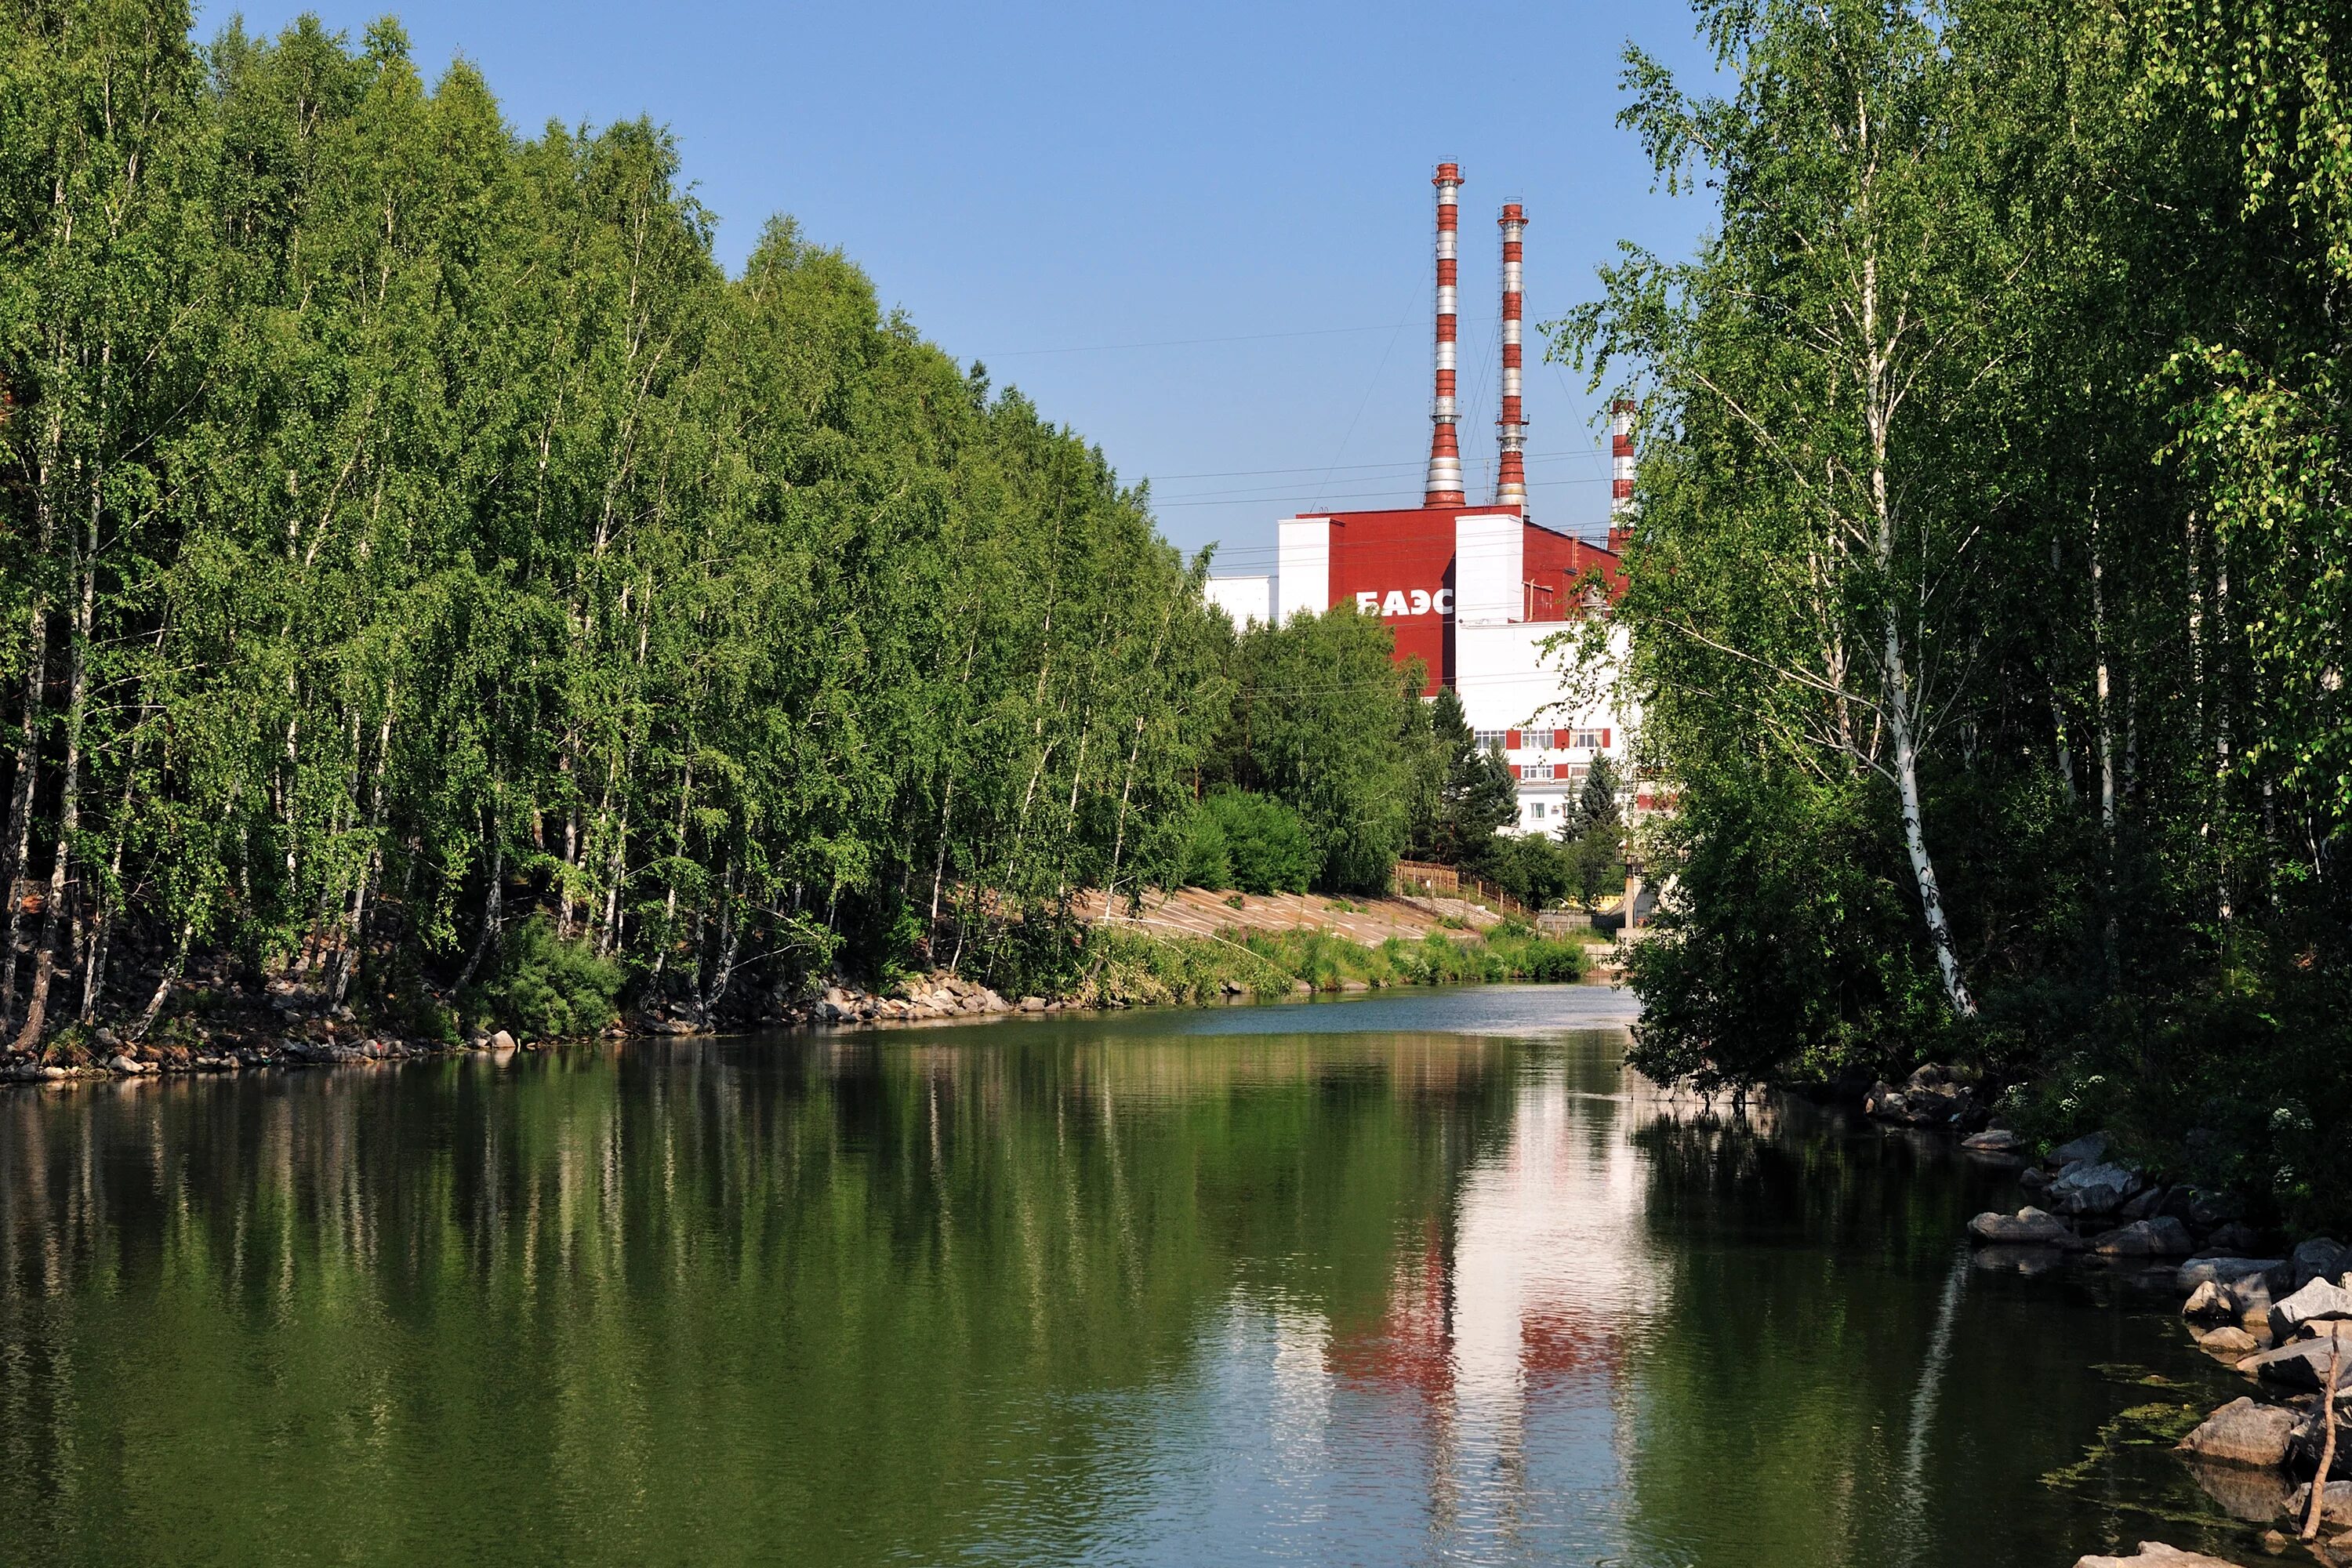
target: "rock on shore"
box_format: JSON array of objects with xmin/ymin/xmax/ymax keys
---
[
  {"xmin": 2092, "ymin": 1217, "xmax": 2194, "ymax": 1256},
  {"xmin": 2048, "ymin": 1160, "xmax": 2145, "ymax": 1218},
  {"xmin": 2072, "ymin": 1544, "xmax": 2246, "ymax": 1566},
  {"xmin": 2270, "ymin": 1276, "xmax": 2352, "ymax": 1343},
  {"xmin": 1968, "ymin": 1207, "xmax": 2077, "ymax": 1246},
  {"xmin": 2287, "ymin": 1479, "xmax": 2352, "ymax": 1529},
  {"xmin": 2178, "ymin": 1398, "xmax": 2299, "ymax": 1468}
]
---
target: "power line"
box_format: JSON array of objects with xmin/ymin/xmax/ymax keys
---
[
  {"xmin": 1154, "ymin": 474, "xmax": 1613, "ymax": 511},
  {"xmin": 974, "ymin": 322, "xmax": 1414, "ymax": 358},
  {"xmin": 1152, "ymin": 449, "xmax": 1606, "ymax": 504}
]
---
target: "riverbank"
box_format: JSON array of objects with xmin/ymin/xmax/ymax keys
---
[
  {"xmin": 1944, "ymin": 1126, "xmax": 2352, "ymax": 1563},
  {"xmin": 0, "ymin": 917, "xmax": 1609, "ymax": 1087}
]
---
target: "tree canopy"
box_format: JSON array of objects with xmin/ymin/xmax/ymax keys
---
[
  {"xmin": 0, "ymin": 5, "xmax": 1271, "ymax": 1037},
  {"xmin": 1563, "ymin": 0, "xmax": 2352, "ymax": 1221}
]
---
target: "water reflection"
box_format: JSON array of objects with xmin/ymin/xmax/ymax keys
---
[{"xmin": 0, "ymin": 991, "xmax": 2269, "ymax": 1565}]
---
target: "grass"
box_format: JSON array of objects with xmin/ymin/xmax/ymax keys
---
[{"xmin": 1075, "ymin": 919, "xmax": 1597, "ymax": 1007}]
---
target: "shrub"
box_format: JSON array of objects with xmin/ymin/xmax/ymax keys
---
[
  {"xmin": 469, "ymin": 918, "xmax": 623, "ymax": 1041},
  {"xmin": 1483, "ymin": 833, "xmax": 1576, "ymax": 909},
  {"xmin": 1180, "ymin": 808, "xmax": 1233, "ymax": 891},
  {"xmin": 1185, "ymin": 790, "xmax": 1319, "ymax": 895}
]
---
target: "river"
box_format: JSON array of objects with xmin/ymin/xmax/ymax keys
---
[{"xmin": 0, "ymin": 985, "xmax": 2262, "ymax": 1565}]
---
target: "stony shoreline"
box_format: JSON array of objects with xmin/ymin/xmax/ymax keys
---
[
  {"xmin": 1916, "ymin": 1109, "xmax": 2352, "ymax": 1566},
  {"xmin": 0, "ymin": 969, "xmax": 1160, "ymax": 1089}
]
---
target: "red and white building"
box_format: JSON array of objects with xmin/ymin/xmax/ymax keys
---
[{"xmin": 1206, "ymin": 165, "xmax": 1639, "ymax": 835}]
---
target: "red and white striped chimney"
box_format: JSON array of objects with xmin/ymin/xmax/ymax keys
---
[
  {"xmin": 1609, "ymin": 397, "xmax": 1636, "ymax": 544},
  {"xmin": 1495, "ymin": 202, "xmax": 1528, "ymax": 510},
  {"xmin": 1423, "ymin": 162, "xmax": 1465, "ymax": 507}
]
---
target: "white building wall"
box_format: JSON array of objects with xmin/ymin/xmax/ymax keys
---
[
  {"xmin": 1452, "ymin": 514, "xmax": 1523, "ymax": 626},
  {"xmin": 1457, "ymin": 620, "xmax": 1633, "ymax": 837},
  {"xmin": 1274, "ymin": 517, "xmax": 1329, "ymax": 625},
  {"xmin": 1204, "ymin": 573, "xmax": 1272, "ymax": 629}
]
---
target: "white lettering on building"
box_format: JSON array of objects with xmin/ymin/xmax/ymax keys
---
[{"xmin": 1353, "ymin": 589, "xmax": 1454, "ymax": 617}]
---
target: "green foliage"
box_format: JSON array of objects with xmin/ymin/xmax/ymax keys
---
[
  {"xmin": 1242, "ymin": 925, "xmax": 1588, "ymax": 989},
  {"xmin": 1182, "ymin": 790, "xmax": 1319, "ymax": 895},
  {"xmin": 1483, "ymin": 833, "xmax": 1575, "ymax": 910},
  {"xmin": 468, "ymin": 919, "xmax": 623, "ymax": 1041},
  {"xmin": 1563, "ymin": 825, "xmax": 1627, "ymax": 914},
  {"xmin": 1574, "ymin": 755, "xmax": 1623, "ymax": 834},
  {"xmin": 1209, "ymin": 607, "xmax": 1426, "ymax": 893},
  {"xmin": 1179, "ymin": 806, "xmax": 1233, "ymax": 892},
  {"xmin": 0, "ymin": 12, "xmax": 1229, "ymax": 1040},
  {"xmin": 1069, "ymin": 918, "xmax": 1591, "ymax": 1003},
  {"xmin": 1414, "ymin": 686, "xmax": 1518, "ymax": 867},
  {"xmin": 1562, "ymin": 0, "xmax": 2352, "ymax": 1222}
]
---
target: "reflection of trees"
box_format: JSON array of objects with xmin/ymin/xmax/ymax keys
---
[
  {"xmin": 1618, "ymin": 1094, "xmax": 2236, "ymax": 1566},
  {"xmin": 0, "ymin": 1033, "xmax": 1515, "ymax": 1565}
]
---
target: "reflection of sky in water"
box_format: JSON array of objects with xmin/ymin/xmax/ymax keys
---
[
  {"xmin": 980, "ymin": 1052, "xmax": 1662, "ymax": 1566},
  {"xmin": 1162, "ymin": 984, "xmax": 1641, "ymax": 1039}
]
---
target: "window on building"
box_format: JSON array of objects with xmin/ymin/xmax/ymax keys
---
[
  {"xmin": 1521, "ymin": 762, "xmax": 1554, "ymax": 782},
  {"xmin": 1528, "ymin": 800, "xmax": 1547, "ymax": 821},
  {"xmin": 1473, "ymin": 729, "xmax": 1512, "ymax": 753},
  {"xmin": 1570, "ymin": 728, "xmax": 1609, "ymax": 750}
]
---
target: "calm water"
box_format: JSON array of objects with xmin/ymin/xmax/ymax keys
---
[{"xmin": 0, "ymin": 986, "xmax": 2260, "ymax": 1566}]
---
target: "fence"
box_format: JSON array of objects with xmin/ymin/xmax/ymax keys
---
[{"xmin": 1389, "ymin": 860, "xmax": 1531, "ymax": 920}]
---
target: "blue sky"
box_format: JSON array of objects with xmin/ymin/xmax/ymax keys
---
[{"xmin": 199, "ymin": 1, "xmax": 1719, "ymax": 564}]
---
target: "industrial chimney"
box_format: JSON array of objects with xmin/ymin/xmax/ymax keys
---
[
  {"xmin": 1608, "ymin": 397, "xmax": 1636, "ymax": 548},
  {"xmin": 1495, "ymin": 203, "xmax": 1528, "ymax": 510},
  {"xmin": 1423, "ymin": 163, "xmax": 1466, "ymax": 507}
]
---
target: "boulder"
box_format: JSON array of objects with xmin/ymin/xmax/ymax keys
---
[
  {"xmin": 2188, "ymin": 1190, "xmax": 2249, "ymax": 1229},
  {"xmin": 2198, "ymin": 1326, "xmax": 2261, "ymax": 1357},
  {"xmin": 2268, "ymin": 1237, "xmax": 2350, "ymax": 1298},
  {"xmin": 2179, "ymin": 1397, "xmax": 2300, "ymax": 1467},
  {"xmin": 2292, "ymin": 1406, "xmax": 2352, "ymax": 1477},
  {"xmin": 2050, "ymin": 1131, "xmax": 2112, "ymax": 1167},
  {"xmin": 2269, "ymin": 1276, "xmax": 2352, "ymax": 1345},
  {"xmin": 103, "ymin": 1054, "xmax": 140, "ymax": 1075},
  {"xmin": 2093, "ymin": 1217, "xmax": 2196, "ymax": 1256},
  {"xmin": 2183, "ymin": 1279, "xmax": 2240, "ymax": 1322},
  {"xmin": 2020, "ymin": 1166, "xmax": 2053, "ymax": 1197},
  {"xmin": 2049, "ymin": 1161, "xmax": 2147, "ymax": 1217},
  {"xmin": 2207, "ymin": 1222, "xmax": 2265, "ymax": 1256},
  {"xmin": 488, "ymin": 1029, "xmax": 517, "ymax": 1052},
  {"xmin": 2286, "ymin": 1480, "xmax": 2352, "ymax": 1528},
  {"xmin": 2240, "ymin": 1337, "xmax": 2350, "ymax": 1392},
  {"xmin": 1962, "ymin": 1127, "xmax": 2027, "ymax": 1153},
  {"xmin": 1019, "ymin": 996, "xmax": 1046, "ymax": 1013},
  {"xmin": 2071, "ymin": 1544, "xmax": 2249, "ymax": 1567},
  {"xmin": 2121, "ymin": 1185, "xmax": 2170, "ymax": 1222},
  {"xmin": 1865, "ymin": 1073, "xmax": 1976, "ymax": 1127},
  {"xmin": 1969, "ymin": 1207, "xmax": 2076, "ymax": 1246},
  {"xmin": 2179, "ymin": 1258, "xmax": 2285, "ymax": 1291}
]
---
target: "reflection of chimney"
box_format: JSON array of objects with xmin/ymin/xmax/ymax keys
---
[
  {"xmin": 1424, "ymin": 163, "xmax": 1466, "ymax": 507},
  {"xmin": 1495, "ymin": 204, "xmax": 1528, "ymax": 510},
  {"xmin": 1607, "ymin": 397, "xmax": 1635, "ymax": 550}
]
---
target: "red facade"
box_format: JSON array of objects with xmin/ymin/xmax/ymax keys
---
[{"xmin": 1317, "ymin": 504, "xmax": 1629, "ymax": 694}]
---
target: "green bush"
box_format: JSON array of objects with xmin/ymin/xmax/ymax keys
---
[
  {"xmin": 1180, "ymin": 807, "xmax": 1233, "ymax": 891},
  {"xmin": 1483, "ymin": 834, "xmax": 1576, "ymax": 909},
  {"xmin": 469, "ymin": 918, "xmax": 623, "ymax": 1041},
  {"xmin": 1184, "ymin": 790, "xmax": 1319, "ymax": 895}
]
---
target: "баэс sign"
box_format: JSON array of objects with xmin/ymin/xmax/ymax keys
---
[{"xmin": 1353, "ymin": 589, "xmax": 1454, "ymax": 617}]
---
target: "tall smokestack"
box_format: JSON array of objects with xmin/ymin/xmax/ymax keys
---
[
  {"xmin": 1495, "ymin": 202, "xmax": 1528, "ymax": 510},
  {"xmin": 1424, "ymin": 162, "xmax": 1465, "ymax": 507},
  {"xmin": 1609, "ymin": 397, "xmax": 1636, "ymax": 546}
]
